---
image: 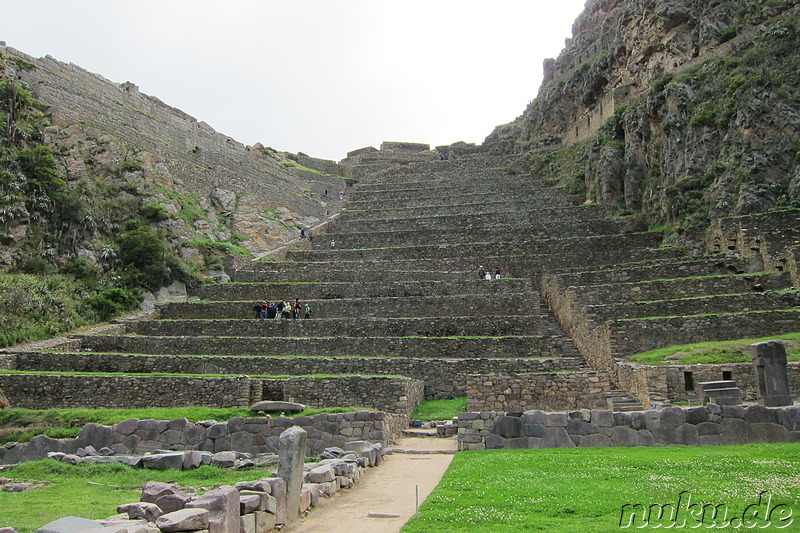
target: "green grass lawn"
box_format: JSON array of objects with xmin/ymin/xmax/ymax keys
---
[
  {"xmin": 627, "ymin": 332, "xmax": 800, "ymax": 365},
  {"xmin": 402, "ymin": 444, "xmax": 800, "ymax": 532},
  {"xmin": 0, "ymin": 460, "xmax": 274, "ymax": 533},
  {"xmin": 411, "ymin": 397, "xmax": 467, "ymax": 422}
]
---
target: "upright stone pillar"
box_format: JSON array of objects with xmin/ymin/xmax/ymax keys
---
[
  {"xmin": 278, "ymin": 426, "xmax": 308, "ymax": 523},
  {"xmin": 751, "ymin": 340, "xmax": 793, "ymax": 407}
]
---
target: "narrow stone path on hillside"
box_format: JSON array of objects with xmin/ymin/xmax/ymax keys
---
[{"xmin": 287, "ymin": 437, "xmax": 457, "ymax": 533}]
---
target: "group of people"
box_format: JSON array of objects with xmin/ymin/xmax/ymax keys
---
[
  {"xmin": 252, "ymin": 298, "xmax": 311, "ymax": 319},
  {"xmin": 478, "ymin": 265, "xmax": 502, "ymax": 280}
]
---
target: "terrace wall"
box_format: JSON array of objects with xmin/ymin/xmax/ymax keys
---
[
  {"xmin": 0, "ymin": 374, "xmax": 422, "ymax": 414},
  {"xmin": 457, "ymin": 405, "xmax": 800, "ymax": 450},
  {"xmin": 465, "ymin": 371, "xmax": 612, "ymax": 412},
  {"xmin": 12, "ymin": 352, "xmax": 584, "ymax": 399},
  {"xmin": 0, "ymin": 410, "xmax": 404, "ymax": 464}
]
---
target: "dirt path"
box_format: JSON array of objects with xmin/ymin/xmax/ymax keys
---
[{"xmin": 287, "ymin": 436, "xmax": 457, "ymax": 533}]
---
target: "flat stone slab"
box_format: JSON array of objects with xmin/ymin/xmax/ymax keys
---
[{"xmin": 250, "ymin": 401, "xmax": 306, "ymax": 413}]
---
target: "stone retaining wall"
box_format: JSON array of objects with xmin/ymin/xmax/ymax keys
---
[
  {"xmin": 0, "ymin": 411, "xmax": 403, "ymax": 464},
  {"xmin": 457, "ymin": 405, "xmax": 800, "ymax": 450},
  {"xmin": 12, "ymin": 352, "xmax": 584, "ymax": 399},
  {"xmin": 465, "ymin": 371, "xmax": 611, "ymax": 412},
  {"xmin": 609, "ymin": 310, "xmax": 800, "ymax": 357},
  {"xmin": 0, "ymin": 355, "xmax": 15, "ymax": 370},
  {"xmin": 575, "ymin": 272, "xmax": 790, "ymax": 306},
  {"xmin": 0, "ymin": 374, "xmax": 422, "ymax": 414},
  {"xmin": 75, "ymin": 334, "xmax": 567, "ymax": 359},
  {"xmin": 127, "ymin": 316, "xmax": 548, "ymax": 338},
  {"xmin": 157, "ymin": 295, "xmax": 534, "ymax": 320},
  {"xmin": 586, "ymin": 290, "xmax": 800, "ymax": 323}
]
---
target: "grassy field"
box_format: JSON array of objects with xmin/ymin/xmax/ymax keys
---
[
  {"xmin": 627, "ymin": 332, "xmax": 800, "ymax": 365},
  {"xmin": 402, "ymin": 444, "xmax": 800, "ymax": 532},
  {"xmin": 0, "ymin": 460, "xmax": 274, "ymax": 532}
]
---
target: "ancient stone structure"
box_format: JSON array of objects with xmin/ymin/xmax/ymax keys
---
[
  {"xmin": 458, "ymin": 405, "xmax": 800, "ymax": 451},
  {"xmin": 1, "ymin": 140, "xmax": 798, "ymax": 418},
  {"xmin": 752, "ymin": 341, "xmax": 793, "ymax": 407},
  {"xmin": 0, "ymin": 411, "xmax": 402, "ymax": 465}
]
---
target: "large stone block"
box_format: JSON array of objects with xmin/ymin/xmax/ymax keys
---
[
  {"xmin": 141, "ymin": 482, "xmax": 192, "ymax": 513},
  {"xmin": 492, "ymin": 416, "xmax": 523, "ymax": 438},
  {"xmin": 579, "ymin": 433, "xmax": 611, "ymax": 447},
  {"xmin": 610, "ymin": 426, "xmax": 638, "ymax": 447},
  {"xmin": 141, "ymin": 452, "xmax": 185, "ymax": 471},
  {"xmin": 156, "ymin": 509, "xmax": 210, "ymax": 533},
  {"xmin": 750, "ymin": 422, "xmax": 789, "ymax": 443},
  {"xmin": 185, "ymin": 485, "xmax": 240, "ymax": 533},
  {"xmin": 541, "ymin": 427, "xmax": 575, "ymax": 448},
  {"xmin": 278, "ymin": 427, "xmax": 308, "ymax": 523}
]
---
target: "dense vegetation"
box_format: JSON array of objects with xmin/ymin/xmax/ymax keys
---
[{"xmin": 403, "ymin": 444, "xmax": 800, "ymax": 532}]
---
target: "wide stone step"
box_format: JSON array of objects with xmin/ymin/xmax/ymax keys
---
[
  {"xmin": 12, "ymin": 353, "xmax": 587, "ymax": 397},
  {"xmin": 585, "ymin": 290, "xmax": 800, "ymax": 323},
  {"xmin": 288, "ymin": 232, "xmax": 665, "ymax": 263},
  {"xmin": 346, "ymin": 189, "xmax": 576, "ymax": 209},
  {"xmin": 572, "ymin": 272, "xmax": 791, "ymax": 306},
  {"xmin": 552, "ymin": 256, "xmax": 747, "ymax": 287},
  {"xmin": 609, "ymin": 309, "xmax": 800, "ymax": 357},
  {"xmin": 230, "ymin": 268, "xmax": 463, "ymax": 283},
  {"xmin": 340, "ymin": 201, "xmax": 606, "ymax": 221},
  {"xmin": 321, "ymin": 221, "xmax": 630, "ymax": 249},
  {"xmin": 349, "ymin": 181, "xmax": 560, "ymax": 200},
  {"xmin": 75, "ymin": 334, "xmax": 578, "ymax": 359},
  {"xmin": 159, "ymin": 294, "xmax": 536, "ymax": 319},
  {"xmin": 127, "ymin": 316, "xmax": 552, "ymax": 338},
  {"xmin": 191, "ymin": 279, "xmax": 534, "ymax": 301},
  {"xmin": 329, "ymin": 205, "xmax": 615, "ymax": 232},
  {"xmin": 247, "ymin": 246, "xmax": 688, "ymax": 279}
]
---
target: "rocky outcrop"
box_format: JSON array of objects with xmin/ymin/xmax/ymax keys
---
[{"xmin": 486, "ymin": 0, "xmax": 800, "ymax": 233}]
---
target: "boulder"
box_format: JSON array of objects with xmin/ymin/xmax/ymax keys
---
[
  {"xmin": 211, "ymin": 451, "xmax": 237, "ymax": 468},
  {"xmin": 140, "ymin": 481, "xmax": 192, "ymax": 513},
  {"xmin": 117, "ymin": 502, "xmax": 164, "ymax": 522},
  {"xmin": 185, "ymin": 485, "xmax": 239, "ymax": 533},
  {"xmin": 307, "ymin": 464, "xmax": 335, "ymax": 483},
  {"xmin": 141, "ymin": 452, "xmax": 185, "ymax": 471},
  {"xmin": 156, "ymin": 509, "xmax": 210, "ymax": 533}
]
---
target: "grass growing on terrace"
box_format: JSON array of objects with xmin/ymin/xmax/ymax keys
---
[
  {"xmin": 0, "ymin": 460, "xmax": 275, "ymax": 533},
  {"xmin": 411, "ymin": 397, "xmax": 467, "ymax": 422},
  {"xmin": 402, "ymin": 444, "xmax": 800, "ymax": 532},
  {"xmin": 627, "ymin": 332, "xmax": 800, "ymax": 365}
]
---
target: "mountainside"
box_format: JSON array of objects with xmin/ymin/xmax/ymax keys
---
[
  {"xmin": 486, "ymin": 0, "xmax": 800, "ymax": 237},
  {"xmin": 0, "ymin": 45, "xmax": 347, "ymax": 346}
]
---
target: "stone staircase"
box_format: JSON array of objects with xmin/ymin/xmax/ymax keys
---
[{"xmin": 3, "ymin": 147, "xmax": 798, "ymax": 415}]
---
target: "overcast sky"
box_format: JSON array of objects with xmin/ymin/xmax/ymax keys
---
[{"xmin": 2, "ymin": 1, "xmax": 585, "ymax": 161}]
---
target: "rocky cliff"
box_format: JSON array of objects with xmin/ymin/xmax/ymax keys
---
[{"xmin": 487, "ymin": 0, "xmax": 800, "ymax": 236}]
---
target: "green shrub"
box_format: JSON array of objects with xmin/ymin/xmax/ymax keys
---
[
  {"xmin": 139, "ymin": 203, "xmax": 169, "ymax": 222},
  {"xmin": 82, "ymin": 287, "xmax": 141, "ymax": 321}
]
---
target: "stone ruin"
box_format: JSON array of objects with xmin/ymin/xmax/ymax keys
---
[{"xmin": 2, "ymin": 426, "xmax": 387, "ymax": 533}]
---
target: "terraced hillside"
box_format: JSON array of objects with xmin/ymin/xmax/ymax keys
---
[{"xmin": 1, "ymin": 147, "xmax": 798, "ymax": 416}]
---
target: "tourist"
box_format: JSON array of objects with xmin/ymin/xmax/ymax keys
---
[
  {"xmin": 478, "ymin": 266, "xmax": 485, "ymax": 280},
  {"xmin": 338, "ymin": 190, "xmax": 344, "ymax": 200},
  {"xmin": 293, "ymin": 298, "xmax": 301, "ymax": 319},
  {"xmin": 304, "ymin": 303, "xmax": 312, "ymax": 319},
  {"xmin": 485, "ymin": 270, "xmax": 492, "ymax": 281},
  {"xmin": 252, "ymin": 301, "xmax": 264, "ymax": 319},
  {"xmin": 282, "ymin": 301, "xmax": 292, "ymax": 320},
  {"xmin": 494, "ymin": 268, "xmax": 501, "ymax": 279},
  {"xmin": 276, "ymin": 301, "xmax": 284, "ymax": 320},
  {"xmin": 331, "ymin": 240, "xmax": 336, "ymax": 249}
]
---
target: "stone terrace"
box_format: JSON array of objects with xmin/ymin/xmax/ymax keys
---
[{"xmin": 2, "ymin": 145, "xmax": 798, "ymax": 416}]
